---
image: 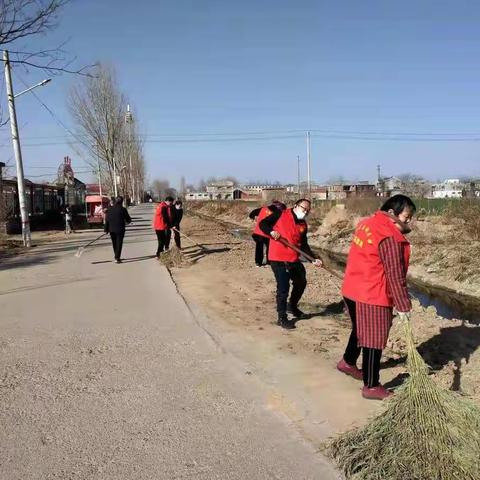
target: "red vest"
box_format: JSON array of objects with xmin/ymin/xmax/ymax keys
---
[
  {"xmin": 253, "ymin": 206, "xmax": 274, "ymax": 238},
  {"xmin": 153, "ymin": 202, "xmax": 172, "ymax": 230},
  {"xmin": 342, "ymin": 211, "xmax": 411, "ymax": 307},
  {"xmin": 268, "ymin": 209, "xmax": 307, "ymax": 262}
]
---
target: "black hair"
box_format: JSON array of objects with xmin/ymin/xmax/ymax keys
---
[
  {"xmin": 295, "ymin": 198, "xmax": 311, "ymax": 206},
  {"xmin": 380, "ymin": 194, "xmax": 416, "ymax": 215},
  {"xmin": 175, "ymin": 200, "xmax": 183, "ymax": 206},
  {"xmin": 165, "ymin": 196, "xmax": 174, "ymax": 202},
  {"xmin": 115, "ymin": 196, "xmax": 123, "ymax": 205}
]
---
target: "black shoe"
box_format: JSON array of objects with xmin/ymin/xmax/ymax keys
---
[
  {"xmin": 287, "ymin": 304, "xmax": 306, "ymax": 319},
  {"xmin": 277, "ymin": 315, "xmax": 296, "ymax": 330},
  {"xmin": 115, "ymin": 259, "xmax": 122, "ymax": 264}
]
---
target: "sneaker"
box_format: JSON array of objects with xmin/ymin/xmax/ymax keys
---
[
  {"xmin": 287, "ymin": 304, "xmax": 306, "ymax": 319},
  {"xmin": 336, "ymin": 358, "xmax": 363, "ymax": 381},
  {"xmin": 115, "ymin": 259, "xmax": 122, "ymax": 264},
  {"xmin": 362, "ymin": 385, "xmax": 393, "ymax": 401},
  {"xmin": 277, "ymin": 315, "xmax": 296, "ymax": 330}
]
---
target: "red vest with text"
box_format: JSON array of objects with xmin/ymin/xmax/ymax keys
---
[
  {"xmin": 153, "ymin": 202, "xmax": 171, "ymax": 230},
  {"xmin": 253, "ymin": 206, "xmax": 274, "ymax": 238},
  {"xmin": 268, "ymin": 209, "xmax": 307, "ymax": 262},
  {"xmin": 342, "ymin": 211, "xmax": 411, "ymax": 307}
]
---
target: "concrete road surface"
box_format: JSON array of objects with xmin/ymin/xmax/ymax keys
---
[{"xmin": 0, "ymin": 205, "xmax": 339, "ymax": 480}]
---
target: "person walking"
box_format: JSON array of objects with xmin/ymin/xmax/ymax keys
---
[
  {"xmin": 249, "ymin": 201, "xmax": 286, "ymax": 267},
  {"xmin": 64, "ymin": 204, "xmax": 73, "ymax": 235},
  {"xmin": 338, "ymin": 194, "xmax": 416, "ymax": 400},
  {"xmin": 172, "ymin": 200, "xmax": 184, "ymax": 248},
  {"xmin": 153, "ymin": 196, "xmax": 174, "ymax": 257},
  {"xmin": 260, "ymin": 199, "xmax": 322, "ymax": 329},
  {"xmin": 104, "ymin": 196, "xmax": 132, "ymax": 264}
]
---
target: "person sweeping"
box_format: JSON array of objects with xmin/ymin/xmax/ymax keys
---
[
  {"xmin": 260, "ymin": 199, "xmax": 322, "ymax": 330},
  {"xmin": 153, "ymin": 196, "xmax": 174, "ymax": 258},
  {"xmin": 337, "ymin": 194, "xmax": 415, "ymax": 400},
  {"xmin": 248, "ymin": 200, "xmax": 286, "ymax": 267}
]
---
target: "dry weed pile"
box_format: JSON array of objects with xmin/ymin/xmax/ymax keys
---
[{"xmin": 158, "ymin": 247, "xmax": 190, "ymax": 268}]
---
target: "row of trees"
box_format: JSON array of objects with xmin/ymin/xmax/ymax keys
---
[{"xmin": 68, "ymin": 64, "xmax": 145, "ymax": 203}]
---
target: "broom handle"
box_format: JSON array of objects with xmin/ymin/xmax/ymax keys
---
[
  {"xmin": 278, "ymin": 237, "xmax": 343, "ymax": 281},
  {"xmin": 82, "ymin": 232, "xmax": 108, "ymax": 249},
  {"xmin": 171, "ymin": 227, "xmax": 204, "ymax": 249}
]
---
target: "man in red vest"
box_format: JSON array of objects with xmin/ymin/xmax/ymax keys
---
[
  {"xmin": 153, "ymin": 196, "xmax": 174, "ymax": 258},
  {"xmin": 260, "ymin": 199, "xmax": 322, "ymax": 329},
  {"xmin": 338, "ymin": 194, "xmax": 416, "ymax": 400},
  {"xmin": 249, "ymin": 201, "xmax": 286, "ymax": 267}
]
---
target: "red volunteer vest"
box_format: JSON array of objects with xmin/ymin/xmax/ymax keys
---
[
  {"xmin": 268, "ymin": 209, "xmax": 307, "ymax": 262},
  {"xmin": 253, "ymin": 206, "xmax": 274, "ymax": 238},
  {"xmin": 342, "ymin": 211, "xmax": 411, "ymax": 307},
  {"xmin": 153, "ymin": 202, "xmax": 172, "ymax": 230}
]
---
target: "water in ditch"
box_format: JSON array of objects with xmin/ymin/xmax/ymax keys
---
[{"xmin": 231, "ymin": 227, "xmax": 480, "ymax": 324}]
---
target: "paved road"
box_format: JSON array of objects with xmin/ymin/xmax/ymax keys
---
[{"xmin": 0, "ymin": 205, "xmax": 339, "ymax": 479}]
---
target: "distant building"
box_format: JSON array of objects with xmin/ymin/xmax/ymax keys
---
[
  {"xmin": 376, "ymin": 176, "xmax": 403, "ymax": 197},
  {"xmin": 328, "ymin": 182, "xmax": 376, "ymax": 200},
  {"xmin": 431, "ymin": 179, "xmax": 464, "ymax": 198}
]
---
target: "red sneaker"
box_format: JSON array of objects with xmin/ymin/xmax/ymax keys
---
[
  {"xmin": 362, "ymin": 385, "xmax": 393, "ymax": 400},
  {"xmin": 336, "ymin": 358, "xmax": 363, "ymax": 381}
]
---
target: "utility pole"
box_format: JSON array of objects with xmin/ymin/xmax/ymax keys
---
[
  {"xmin": 3, "ymin": 50, "xmax": 30, "ymax": 247},
  {"xmin": 125, "ymin": 104, "xmax": 135, "ymax": 205},
  {"xmin": 297, "ymin": 155, "xmax": 301, "ymax": 195},
  {"xmin": 306, "ymin": 131, "xmax": 312, "ymax": 197}
]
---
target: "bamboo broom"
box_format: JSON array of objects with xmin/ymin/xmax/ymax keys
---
[{"xmin": 328, "ymin": 317, "xmax": 480, "ymax": 480}]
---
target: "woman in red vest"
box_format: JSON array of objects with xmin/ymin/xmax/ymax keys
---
[
  {"xmin": 153, "ymin": 196, "xmax": 174, "ymax": 257},
  {"xmin": 338, "ymin": 195, "xmax": 416, "ymax": 400},
  {"xmin": 260, "ymin": 199, "xmax": 322, "ymax": 329},
  {"xmin": 249, "ymin": 201, "xmax": 286, "ymax": 267}
]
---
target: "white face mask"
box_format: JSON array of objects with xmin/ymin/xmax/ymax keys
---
[
  {"xmin": 175, "ymin": 206, "xmax": 181, "ymax": 210},
  {"xmin": 294, "ymin": 208, "xmax": 306, "ymax": 220}
]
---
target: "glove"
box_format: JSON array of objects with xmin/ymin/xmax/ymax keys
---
[
  {"xmin": 397, "ymin": 311, "xmax": 411, "ymax": 323},
  {"xmin": 270, "ymin": 231, "xmax": 281, "ymax": 240}
]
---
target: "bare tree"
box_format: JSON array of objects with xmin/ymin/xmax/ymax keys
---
[
  {"xmin": 151, "ymin": 179, "xmax": 176, "ymax": 201},
  {"xmin": 68, "ymin": 64, "xmax": 145, "ymax": 200},
  {"xmin": 398, "ymin": 173, "xmax": 431, "ymax": 198}
]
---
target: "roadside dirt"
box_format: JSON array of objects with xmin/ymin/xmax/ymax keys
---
[
  {"xmin": 170, "ymin": 210, "xmax": 480, "ymax": 427},
  {"xmin": 187, "ymin": 200, "xmax": 480, "ymax": 299}
]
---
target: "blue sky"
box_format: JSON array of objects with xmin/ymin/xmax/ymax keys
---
[{"xmin": 2, "ymin": 0, "xmax": 480, "ymax": 188}]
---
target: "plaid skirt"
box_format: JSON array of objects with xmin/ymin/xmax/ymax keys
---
[{"xmin": 356, "ymin": 301, "xmax": 393, "ymax": 350}]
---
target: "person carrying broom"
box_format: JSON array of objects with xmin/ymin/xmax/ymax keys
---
[{"xmin": 338, "ymin": 194, "xmax": 416, "ymax": 400}]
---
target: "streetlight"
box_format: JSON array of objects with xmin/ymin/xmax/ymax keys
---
[{"xmin": 3, "ymin": 49, "xmax": 51, "ymax": 247}]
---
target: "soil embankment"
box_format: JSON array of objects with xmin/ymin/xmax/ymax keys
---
[{"xmin": 168, "ymin": 204, "xmax": 480, "ymax": 433}]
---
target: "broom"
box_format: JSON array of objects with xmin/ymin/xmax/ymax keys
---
[{"xmin": 328, "ymin": 316, "xmax": 480, "ymax": 480}]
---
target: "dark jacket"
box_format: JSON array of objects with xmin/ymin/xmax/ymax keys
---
[
  {"xmin": 172, "ymin": 207, "xmax": 184, "ymax": 228},
  {"xmin": 104, "ymin": 205, "xmax": 132, "ymax": 233}
]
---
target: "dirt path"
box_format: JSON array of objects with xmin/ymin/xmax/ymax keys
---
[{"xmin": 171, "ymin": 211, "xmax": 480, "ymax": 434}]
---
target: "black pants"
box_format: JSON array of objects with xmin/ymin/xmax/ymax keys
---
[
  {"xmin": 156, "ymin": 229, "xmax": 171, "ymax": 256},
  {"xmin": 270, "ymin": 261, "xmax": 307, "ymax": 316},
  {"xmin": 252, "ymin": 234, "xmax": 270, "ymax": 266},
  {"xmin": 110, "ymin": 232, "xmax": 125, "ymax": 260},
  {"xmin": 173, "ymin": 227, "xmax": 181, "ymax": 248},
  {"xmin": 343, "ymin": 297, "xmax": 382, "ymax": 388}
]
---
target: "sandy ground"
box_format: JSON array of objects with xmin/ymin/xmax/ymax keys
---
[{"xmin": 171, "ymin": 211, "xmax": 480, "ymax": 415}]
